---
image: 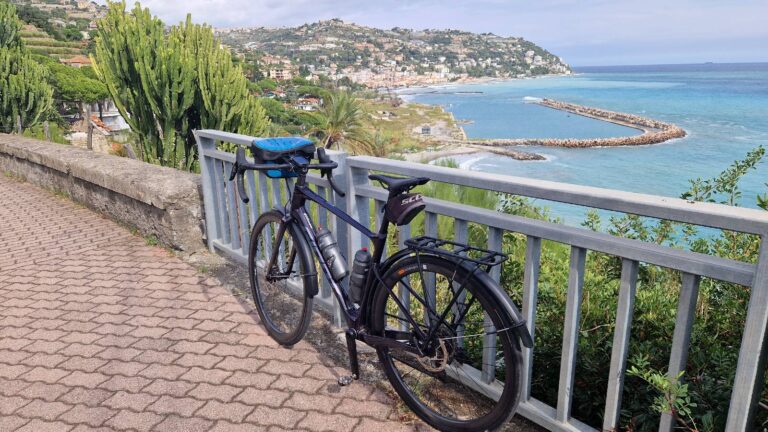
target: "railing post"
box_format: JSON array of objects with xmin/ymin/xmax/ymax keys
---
[
  {"xmin": 659, "ymin": 272, "xmax": 700, "ymax": 432},
  {"xmin": 343, "ymin": 153, "xmax": 367, "ymax": 257},
  {"xmin": 603, "ymin": 259, "xmax": 639, "ymax": 431},
  {"xmin": 331, "ymin": 150, "xmax": 350, "ymax": 326},
  {"xmin": 557, "ymin": 246, "xmax": 587, "ymax": 423},
  {"xmin": 521, "ymin": 236, "xmax": 542, "ymax": 402},
  {"xmin": 726, "ymin": 235, "xmax": 768, "ymax": 431},
  {"xmin": 194, "ymin": 132, "xmax": 219, "ymax": 252}
]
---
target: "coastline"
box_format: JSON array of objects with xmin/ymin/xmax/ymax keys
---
[
  {"xmin": 403, "ymin": 144, "xmax": 544, "ymax": 163},
  {"xmin": 395, "ymin": 90, "xmax": 687, "ymax": 162},
  {"xmin": 391, "ymin": 73, "xmax": 570, "ymax": 98}
]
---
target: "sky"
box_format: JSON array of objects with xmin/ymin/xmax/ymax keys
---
[{"xmin": 94, "ymin": 1, "xmax": 768, "ymax": 66}]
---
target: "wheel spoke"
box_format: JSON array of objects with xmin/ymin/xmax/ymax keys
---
[
  {"xmin": 249, "ymin": 213, "xmax": 313, "ymax": 346},
  {"xmin": 375, "ymin": 256, "xmax": 521, "ymax": 430}
]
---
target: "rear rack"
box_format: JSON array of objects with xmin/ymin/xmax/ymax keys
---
[{"xmin": 404, "ymin": 236, "xmax": 508, "ymax": 270}]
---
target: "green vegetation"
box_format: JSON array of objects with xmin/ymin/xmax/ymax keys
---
[
  {"xmin": 49, "ymin": 63, "xmax": 108, "ymax": 105},
  {"xmin": 400, "ymin": 149, "xmax": 766, "ymax": 430},
  {"xmin": 92, "ymin": 1, "xmax": 269, "ymax": 170},
  {"xmin": 0, "ymin": 2, "xmax": 54, "ymax": 133},
  {"xmin": 310, "ymin": 90, "xmax": 367, "ymax": 150},
  {"xmin": 21, "ymin": 122, "xmax": 68, "ymax": 144},
  {"xmin": 0, "ymin": 2, "xmax": 22, "ymax": 49},
  {"xmin": 14, "ymin": 2, "xmax": 91, "ymax": 42}
]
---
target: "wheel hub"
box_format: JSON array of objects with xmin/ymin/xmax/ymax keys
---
[{"xmin": 408, "ymin": 327, "xmax": 456, "ymax": 373}]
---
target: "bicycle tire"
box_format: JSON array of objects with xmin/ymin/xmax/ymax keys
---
[
  {"xmin": 371, "ymin": 254, "xmax": 523, "ymax": 432},
  {"xmin": 249, "ymin": 210, "xmax": 316, "ymax": 346}
]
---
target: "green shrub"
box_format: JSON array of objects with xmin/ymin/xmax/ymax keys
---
[{"xmin": 408, "ymin": 149, "xmax": 767, "ymax": 430}]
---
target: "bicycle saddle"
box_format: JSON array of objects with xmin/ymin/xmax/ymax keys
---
[{"xmin": 369, "ymin": 174, "xmax": 430, "ymax": 197}]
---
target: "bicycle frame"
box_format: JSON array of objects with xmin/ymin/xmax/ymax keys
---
[{"xmin": 271, "ymin": 174, "xmax": 388, "ymax": 329}]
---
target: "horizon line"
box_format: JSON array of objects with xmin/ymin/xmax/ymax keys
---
[{"xmin": 572, "ymin": 61, "xmax": 768, "ymax": 68}]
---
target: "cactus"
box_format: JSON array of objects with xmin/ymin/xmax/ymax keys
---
[
  {"xmin": 0, "ymin": 2, "xmax": 22, "ymax": 50},
  {"xmin": 92, "ymin": 1, "xmax": 269, "ymax": 170},
  {"xmin": 0, "ymin": 48, "xmax": 54, "ymax": 132},
  {"xmin": 193, "ymin": 20, "xmax": 269, "ymax": 138},
  {"xmin": 0, "ymin": 3, "xmax": 53, "ymax": 132}
]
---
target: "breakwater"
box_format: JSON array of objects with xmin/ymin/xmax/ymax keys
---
[{"xmin": 443, "ymin": 98, "xmax": 687, "ymax": 149}]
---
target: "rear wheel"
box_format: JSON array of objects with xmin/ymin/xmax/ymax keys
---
[
  {"xmin": 371, "ymin": 254, "xmax": 522, "ymax": 432},
  {"xmin": 249, "ymin": 210, "xmax": 316, "ymax": 346}
]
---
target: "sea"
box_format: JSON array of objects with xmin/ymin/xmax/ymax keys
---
[{"xmin": 402, "ymin": 63, "xmax": 768, "ymax": 226}]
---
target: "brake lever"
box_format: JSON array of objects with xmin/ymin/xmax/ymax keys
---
[
  {"xmin": 236, "ymin": 171, "xmax": 249, "ymax": 204},
  {"xmin": 327, "ymin": 176, "xmax": 346, "ymax": 198},
  {"xmin": 229, "ymin": 160, "xmax": 238, "ymax": 181},
  {"xmin": 233, "ymin": 148, "xmax": 249, "ymax": 204},
  {"xmin": 317, "ymin": 148, "xmax": 346, "ymax": 197}
]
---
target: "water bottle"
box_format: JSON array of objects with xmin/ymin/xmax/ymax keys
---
[
  {"xmin": 349, "ymin": 248, "xmax": 371, "ymax": 303},
  {"xmin": 316, "ymin": 227, "xmax": 348, "ymax": 281}
]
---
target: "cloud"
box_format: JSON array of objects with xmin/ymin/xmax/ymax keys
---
[{"xmin": 94, "ymin": 0, "xmax": 768, "ymax": 65}]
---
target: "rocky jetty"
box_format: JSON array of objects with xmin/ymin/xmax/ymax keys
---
[{"xmin": 446, "ymin": 98, "xmax": 687, "ymax": 149}]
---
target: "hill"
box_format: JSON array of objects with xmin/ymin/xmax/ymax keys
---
[
  {"xmin": 20, "ymin": 24, "xmax": 86, "ymax": 59},
  {"xmin": 10, "ymin": 0, "xmax": 105, "ymax": 47},
  {"xmin": 217, "ymin": 19, "xmax": 571, "ymax": 87}
]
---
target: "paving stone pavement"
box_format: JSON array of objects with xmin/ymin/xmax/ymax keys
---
[{"xmin": 0, "ymin": 175, "xmax": 420, "ymax": 432}]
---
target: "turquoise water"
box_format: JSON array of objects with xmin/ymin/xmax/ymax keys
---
[{"xmin": 405, "ymin": 63, "xmax": 768, "ymax": 224}]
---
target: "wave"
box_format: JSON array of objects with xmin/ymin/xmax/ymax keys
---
[
  {"xmin": 523, "ymin": 96, "xmax": 543, "ymax": 103},
  {"xmin": 459, "ymin": 154, "xmax": 488, "ymax": 170}
]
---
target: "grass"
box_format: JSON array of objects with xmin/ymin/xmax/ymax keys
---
[
  {"xmin": 28, "ymin": 46, "xmax": 84, "ymax": 55},
  {"xmin": 3, "ymin": 171, "xmax": 25, "ymax": 182},
  {"xmin": 144, "ymin": 234, "xmax": 159, "ymax": 246},
  {"xmin": 52, "ymin": 189, "xmax": 70, "ymax": 200}
]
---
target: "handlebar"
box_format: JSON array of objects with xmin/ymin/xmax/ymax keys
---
[{"xmin": 229, "ymin": 146, "xmax": 345, "ymax": 204}]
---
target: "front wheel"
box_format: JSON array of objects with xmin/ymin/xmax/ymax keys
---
[
  {"xmin": 249, "ymin": 210, "xmax": 316, "ymax": 346},
  {"xmin": 371, "ymin": 255, "xmax": 523, "ymax": 432}
]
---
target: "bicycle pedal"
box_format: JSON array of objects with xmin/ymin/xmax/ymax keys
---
[{"xmin": 337, "ymin": 374, "xmax": 357, "ymax": 386}]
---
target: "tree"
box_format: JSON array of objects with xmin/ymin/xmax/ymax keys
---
[
  {"xmin": 0, "ymin": 48, "xmax": 54, "ymax": 132},
  {"xmin": 49, "ymin": 64, "xmax": 109, "ymax": 105},
  {"xmin": 256, "ymin": 78, "xmax": 278, "ymax": 92},
  {"xmin": 92, "ymin": 1, "xmax": 269, "ymax": 170},
  {"xmin": 0, "ymin": 2, "xmax": 22, "ymax": 49},
  {"xmin": 312, "ymin": 90, "xmax": 368, "ymax": 150}
]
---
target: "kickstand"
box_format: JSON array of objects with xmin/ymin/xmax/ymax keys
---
[{"xmin": 338, "ymin": 328, "xmax": 360, "ymax": 386}]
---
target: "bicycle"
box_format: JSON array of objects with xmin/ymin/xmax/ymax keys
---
[{"xmin": 229, "ymin": 137, "xmax": 533, "ymax": 432}]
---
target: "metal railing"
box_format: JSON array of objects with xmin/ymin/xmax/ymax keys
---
[{"xmin": 195, "ymin": 129, "xmax": 768, "ymax": 432}]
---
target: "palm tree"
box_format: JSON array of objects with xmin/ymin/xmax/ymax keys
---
[{"xmin": 312, "ymin": 90, "xmax": 368, "ymax": 150}]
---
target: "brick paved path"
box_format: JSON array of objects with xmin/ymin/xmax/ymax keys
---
[{"xmin": 0, "ymin": 176, "xmax": 418, "ymax": 432}]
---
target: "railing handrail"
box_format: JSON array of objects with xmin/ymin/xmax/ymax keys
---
[
  {"xmin": 196, "ymin": 129, "xmax": 768, "ymax": 235},
  {"xmin": 348, "ymin": 155, "xmax": 768, "ymax": 235},
  {"xmin": 356, "ymin": 184, "xmax": 756, "ymax": 286}
]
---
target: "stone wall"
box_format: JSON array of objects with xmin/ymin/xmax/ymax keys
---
[{"xmin": 0, "ymin": 134, "xmax": 206, "ymax": 252}]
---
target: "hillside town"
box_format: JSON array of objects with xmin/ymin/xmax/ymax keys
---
[{"xmin": 217, "ymin": 19, "xmax": 571, "ymax": 88}]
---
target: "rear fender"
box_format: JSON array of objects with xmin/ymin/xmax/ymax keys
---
[{"xmin": 469, "ymin": 265, "xmax": 534, "ymax": 348}]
